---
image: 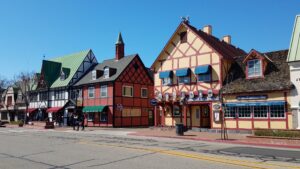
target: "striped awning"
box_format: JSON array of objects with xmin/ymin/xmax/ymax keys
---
[
  {"xmin": 82, "ymin": 106, "xmax": 107, "ymax": 113},
  {"xmin": 195, "ymin": 65, "xmax": 211, "ymax": 74}
]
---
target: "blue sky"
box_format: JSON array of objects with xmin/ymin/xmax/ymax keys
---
[{"xmin": 0, "ymin": 0, "xmax": 299, "ymax": 79}]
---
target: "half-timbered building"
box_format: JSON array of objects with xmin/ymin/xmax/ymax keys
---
[
  {"xmin": 28, "ymin": 50, "xmax": 97, "ymax": 125},
  {"xmin": 75, "ymin": 33, "xmax": 154, "ymax": 127},
  {"xmin": 151, "ymin": 20, "xmax": 246, "ymax": 130}
]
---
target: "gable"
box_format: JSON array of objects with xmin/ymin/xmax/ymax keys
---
[
  {"xmin": 287, "ymin": 15, "xmax": 300, "ymax": 62},
  {"xmin": 117, "ymin": 56, "xmax": 153, "ymax": 85}
]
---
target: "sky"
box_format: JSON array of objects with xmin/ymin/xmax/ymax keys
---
[{"xmin": 0, "ymin": 0, "xmax": 299, "ymax": 79}]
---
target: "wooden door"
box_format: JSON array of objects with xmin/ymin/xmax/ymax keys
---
[
  {"xmin": 200, "ymin": 105, "xmax": 211, "ymax": 128},
  {"xmin": 191, "ymin": 106, "xmax": 200, "ymax": 127}
]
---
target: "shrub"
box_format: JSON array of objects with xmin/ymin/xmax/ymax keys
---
[{"xmin": 254, "ymin": 129, "xmax": 300, "ymax": 138}]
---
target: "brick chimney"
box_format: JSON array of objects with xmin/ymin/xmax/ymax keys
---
[
  {"xmin": 203, "ymin": 25, "xmax": 212, "ymax": 35},
  {"xmin": 115, "ymin": 32, "xmax": 125, "ymax": 60},
  {"xmin": 222, "ymin": 35, "xmax": 231, "ymax": 44}
]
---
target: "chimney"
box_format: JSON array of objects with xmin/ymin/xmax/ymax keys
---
[
  {"xmin": 203, "ymin": 25, "xmax": 212, "ymax": 35},
  {"xmin": 115, "ymin": 32, "xmax": 125, "ymax": 60},
  {"xmin": 222, "ymin": 35, "xmax": 231, "ymax": 44}
]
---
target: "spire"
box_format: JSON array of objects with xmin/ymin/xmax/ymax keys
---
[
  {"xmin": 115, "ymin": 32, "xmax": 124, "ymax": 45},
  {"xmin": 115, "ymin": 32, "xmax": 125, "ymax": 60}
]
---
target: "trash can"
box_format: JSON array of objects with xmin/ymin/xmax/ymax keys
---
[{"xmin": 176, "ymin": 123, "xmax": 184, "ymax": 136}]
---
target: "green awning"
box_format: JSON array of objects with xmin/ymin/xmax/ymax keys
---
[{"xmin": 82, "ymin": 105, "xmax": 107, "ymax": 113}]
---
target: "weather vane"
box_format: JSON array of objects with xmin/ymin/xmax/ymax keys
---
[{"xmin": 181, "ymin": 16, "xmax": 190, "ymax": 23}]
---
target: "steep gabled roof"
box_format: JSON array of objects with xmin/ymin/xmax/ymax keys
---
[
  {"xmin": 75, "ymin": 54, "xmax": 137, "ymax": 86},
  {"xmin": 222, "ymin": 50, "xmax": 293, "ymax": 94},
  {"xmin": 287, "ymin": 15, "xmax": 300, "ymax": 62},
  {"xmin": 151, "ymin": 22, "xmax": 246, "ymax": 69},
  {"xmin": 38, "ymin": 49, "xmax": 90, "ymax": 88}
]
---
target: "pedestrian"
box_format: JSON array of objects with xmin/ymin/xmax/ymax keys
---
[
  {"xmin": 81, "ymin": 113, "xmax": 86, "ymax": 131},
  {"xmin": 71, "ymin": 114, "xmax": 76, "ymax": 130}
]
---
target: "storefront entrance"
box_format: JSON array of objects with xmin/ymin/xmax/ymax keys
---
[{"xmin": 191, "ymin": 104, "xmax": 211, "ymax": 128}]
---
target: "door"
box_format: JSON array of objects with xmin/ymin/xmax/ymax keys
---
[
  {"xmin": 200, "ymin": 105, "xmax": 211, "ymax": 128},
  {"xmin": 191, "ymin": 106, "xmax": 200, "ymax": 127}
]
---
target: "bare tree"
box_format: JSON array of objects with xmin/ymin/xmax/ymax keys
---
[
  {"xmin": 13, "ymin": 72, "xmax": 36, "ymax": 123},
  {"xmin": 0, "ymin": 75, "xmax": 10, "ymax": 109}
]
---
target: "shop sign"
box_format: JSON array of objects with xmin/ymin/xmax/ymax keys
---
[
  {"xmin": 236, "ymin": 95, "xmax": 267, "ymax": 100},
  {"xmin": 213, "ymin": 104, "xmax": 221, "ymax": 110},
  {"xmin": 214, "ymin": 110, "xmax": 220, "ymax": 122},
  {"xmin": 150, "ymin": 99, "xmax": 158, "ymax": 106}
]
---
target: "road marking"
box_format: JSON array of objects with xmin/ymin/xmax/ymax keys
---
[{"xmin": 79, "ymin": 140, "xmax": 300, "ymax": 169}]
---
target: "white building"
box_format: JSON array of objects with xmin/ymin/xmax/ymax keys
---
[{"xmin": 287, "ymin": 15, "xmax": 300, "ymax": 129}]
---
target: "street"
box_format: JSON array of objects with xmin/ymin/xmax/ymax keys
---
[{"xmin": 0, "ymin": 128, "xmax": 299, "ymax": 169}]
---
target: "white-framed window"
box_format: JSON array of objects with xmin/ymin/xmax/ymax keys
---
[
  {"xmin": 253, "ymin": 106, "xmax": 268, "ymax": 118},
  {"xmin": 141, "ymin": 88, "xmax": 148, "ymax": 98},
  {"xmin": 54, "ymin": 90, "xmax": 65, "ymax": 100},
  {"xmin": 88, "ymin": 86, "xmax": 95, "ymax": 98},
  {"xmin": 224, "ymin": 106, "xmax": 236, "ymax": 118},
  {"xmin": 92, "ymin": 70, "xmax": 97, "ymax": 80},
  {"xmin": 122, "ymin": 86, "xmax": 133, "ymax": 97},
  {"xmin": 100, "ymin": 85, "xmax": 108, "ymax": 98},
  {"xmin": 247, "ymin": 59, "xmax": 262, "ymax": 78},
  {"xmin": 238, "ymin": 106, "xmax": 251, "ymax": 118},
  {"xmin": 88, "ymin": 113, "xmax": 94, "ymax": 121},
  {"xmin": 104, "ymin": 67, "xmax": 109, "ymax": 79},
  {"xmin": 178, "ymin": 76, "xmax": 190, "ymax": 84},
  {"xmin": 162, "ymin": 77, "xmax": 172, "ymax": 86},
  {"xmin": 270, "ymin": 105, "xmax": 285, "ymax": 118}
]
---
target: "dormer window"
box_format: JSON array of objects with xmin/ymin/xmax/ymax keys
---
[
  {"xmin": 60, "ymin": 71, "xmax": 65, "ymax": 80},
  {"xmin": 92, "ymin": 70, "xmax": 97, "ymax": 80},
  {"xmin": 247, "ymin": 59, "xmax": 262, "ymax": 78},
  {"xmin": 104, "ymin": 67, "xmax": 109, "ymax": 78}
]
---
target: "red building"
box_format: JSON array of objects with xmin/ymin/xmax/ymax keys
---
[{"xmin": 75, "ymin": 33, "xmax": 154, "ymax": 127}]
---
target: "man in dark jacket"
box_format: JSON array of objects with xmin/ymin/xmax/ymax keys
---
[{"xmin": 81, "ymin": 113, "xmax": 86, "ymax": 131}]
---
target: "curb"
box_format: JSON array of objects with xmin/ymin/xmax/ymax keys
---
[{"xmin": 129, "ymin": 133, "xmax": 300, "ymax": 149}]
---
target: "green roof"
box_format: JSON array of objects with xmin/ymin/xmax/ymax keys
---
[
  {"xmin": 287, "ymin": 15, "xmax": 300, "ymax": 62},
  {"xmin": 82, "ymin": 105, "xmax": 107, "ymax": 113},
  {"xmin": 47, "ymin": 49, "xmax": 90, "ymax": 88}
]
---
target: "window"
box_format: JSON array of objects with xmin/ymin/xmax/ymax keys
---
[
  {"xmin": 224, "ymin": 106, "xmax": 236, "ymax": 118},
  {"xmin": 55, "ymin": 90, "xmax": 65, "ymax": 100},
  {"xmin": 253, "ymin": 106, "xmax": 268, "ymax": 118},
  {"xmin": 100, "ymin": 85, "xmax": 108, "ymax": 98},
  {"xmin": 40, "ymin": 92, "xmax": 48, "ymax": 101},
  {"xmin": 88, "ymin": 87, "xmax": 95, "ymax": 98},
  {"xmin": 173, "ymin": 105, "xmax": 181, "ymax": 116},
  {"xmin": 60, "ymin": 71, "xmax": 65, "ymax": 80},
  {"xmin": 104, "ymin": 67, "xmax": 109, "ymax": 78},
  {"xmin": 180, "ymin": 31, "xmax": 187, "ymax": 43},
  {"xmin": 162, "ymin": 77, "xmax": 172, "ymax": 86},
  {"xmin": 141, "ymin": 88, "xmax": 148, "ymax": 98},
  {"xmin": 270, "ymin": 105, "xmax": 285, "ymax": 118},
  {"xmin": 178, "ymin": 76, "xmax": 190, "ymax": 84},
  {"xmin": 100, "ymin": 112, "xmax": 108, "ymax": 122},
  {"xmin": 248, "ymin": 59, "xmax": 262, "ymax": 78},
  {"xmin": 198, "ymin": 74, "xmax": 211, "ymax": 82},
  {"xmin": 30, "ymin": 93, "xmax": 38, "ymax": 102},
  {"xmin": 7, "ymin": 96, "xmax": 12, "ymax": 106},
  {"xmin": 122, "ymin": 86, "xmax": 133, "ymax": 97},
  {"xmin": 238, "ymin": 106, "xmax": 251, "ymax": 118},
  {"xmin": 88, "ymin": 113, "xmax": 94, "ymax": 121},
  {"xmin": 92, "ymin": 70, "xmax": 97, "ymax": 80}
]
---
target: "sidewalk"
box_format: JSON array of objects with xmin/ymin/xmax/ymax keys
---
[{"xmin": 129, "ymin": 127, "xmax": 300, "ymax": 149}]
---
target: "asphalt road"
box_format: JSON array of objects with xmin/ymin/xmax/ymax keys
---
[{"xmin": 0, "ymin": 128, "xmax": 299, "ymax": 169}]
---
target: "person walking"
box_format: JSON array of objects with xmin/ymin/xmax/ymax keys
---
[
  {"xmin": 73, "ymin": 114, "xmax": 79, "ymax": 130},
  {"xmin": 81, "ymin": 113, "xmax": 86, "ymax": 131}
]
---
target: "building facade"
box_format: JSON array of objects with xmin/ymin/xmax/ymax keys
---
[
  {"xmin": 222, "ymin": 50, "xmax": 294, "ymax": 130},
  {"xmin": 0, "ymin": 86, "xmax": 26, "ymax": 122},
  {"xmin": 75, "ymin": 33, "xmax": 154, "ymax": 127},
  {"xmin": 287, "ymin": 15, "xmax": 300, "ymax": 129},
  {"xmin": 151, "ymin": 21, "xmax": 245, "ymax": 129},
  {"xmin": 29, "ymin": 50, "xmax": 97, "ymax": 124}
]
